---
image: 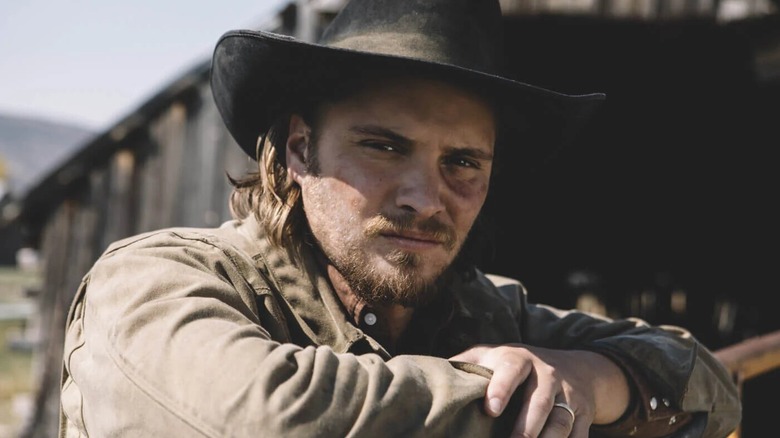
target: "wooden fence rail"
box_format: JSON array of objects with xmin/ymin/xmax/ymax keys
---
[{"xmin": 715, "ymin": 329, "xmax": 780, "ymax": 438}]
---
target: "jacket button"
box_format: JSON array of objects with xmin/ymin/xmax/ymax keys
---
[
  {"xmin": 364, "ymin": 313, "xmax": 377, "ymax": 326},
  {"xmin": 650, "ymin": 397, "xmax": 658, "ymax": 410}
]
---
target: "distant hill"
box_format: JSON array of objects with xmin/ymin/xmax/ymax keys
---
[{"xmin": 0, "ymin": 113, "xmax": 94, "ymax": 198}]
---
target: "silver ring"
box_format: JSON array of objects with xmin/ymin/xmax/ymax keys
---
[{"xmin": 553, "ymin": 402, "xmax": 575, "ymax": 421}]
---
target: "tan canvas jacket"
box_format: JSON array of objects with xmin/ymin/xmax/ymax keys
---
[{"xmin": 59, "ymin": 216, "xmax": 741, "ymax": 437}]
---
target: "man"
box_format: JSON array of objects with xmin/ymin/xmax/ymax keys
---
[{"xmin": 59, "ymin": 0, "xmax": 741, "ymax": 437}]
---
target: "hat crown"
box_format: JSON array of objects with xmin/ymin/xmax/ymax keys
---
[
  {"xmin": 319, "ymin": 0, "xmax": 504, "ymax": 75},
  {"xmin": 210, "ymin": 0, "xmax": 604, "ymax": 164}
]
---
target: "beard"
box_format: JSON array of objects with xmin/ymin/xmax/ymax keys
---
[
  {"xmin": 301, "ymin": 147, "xmax": 469, "ymax": 308},
  {"xmin": 328, "ymin": 211, "xmax": 461, "ymax": 308}
]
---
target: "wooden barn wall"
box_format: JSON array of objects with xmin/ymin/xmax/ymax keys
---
[{"xmin": 20, "ymin": 81, "xmax": 252, "ymax": 438}]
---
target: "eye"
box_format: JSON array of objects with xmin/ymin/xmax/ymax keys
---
[
  {"xmin": 444, "ymin": 154, "xmax": 481, "ymax": 169},
  {"xmin": 359, "ymin": 140, "xmax": 399, "ymax": 153}
]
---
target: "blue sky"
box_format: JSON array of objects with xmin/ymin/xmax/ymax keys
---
[{"xmin": 0, "ymin": 0, "xmax": 291, "ymax": 131}]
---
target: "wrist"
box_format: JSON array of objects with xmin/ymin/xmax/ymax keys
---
[{"xmin": 582, "ymin": 350, "xmax": 632, "ymax": 424}]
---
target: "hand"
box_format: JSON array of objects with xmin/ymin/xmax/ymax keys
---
[{"xmin": 450, "ymin": 344, "xmax": 630, "ymax": 437}]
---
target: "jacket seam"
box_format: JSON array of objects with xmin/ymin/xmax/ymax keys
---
[
  {"xmin": 103, "ymin": 230, "xmax": 266, "ymax": 437},
  {"xmin": 105, "ymin": 338, "xmax": 215, "ymax": 437}
]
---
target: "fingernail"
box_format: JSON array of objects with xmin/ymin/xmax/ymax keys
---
[{"xmin": 488, "ymin": 397, "xmax": 502, "ymax": 415}]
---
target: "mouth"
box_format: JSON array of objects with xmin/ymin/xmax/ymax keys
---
[
  {"xmin": 380, "ymin": 231, "xmax": 445, "ymax": 249},
  {"xmin": 365, "ymin": 213, "xmax": 457, "ymax": 251}
]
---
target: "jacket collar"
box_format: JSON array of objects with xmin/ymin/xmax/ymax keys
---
[
  {"xmin": 233, "ymin": 214, "xmax": 518, "ymax": 357},
  {"xmin": 236, "ymin": 215, "xmax": 386, "ymax": 355}
]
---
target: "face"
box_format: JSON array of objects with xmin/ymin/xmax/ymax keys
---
[{"xmin": 287, "ymin": 76, "xmax": 496, "ymax": 307}]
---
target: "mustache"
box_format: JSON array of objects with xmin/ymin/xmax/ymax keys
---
[{"xmin": 364, "ymin": 212, "xmax": 457, "ymax": 250}]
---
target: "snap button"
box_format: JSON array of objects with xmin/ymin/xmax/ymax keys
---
[
  {"xmin": 650, "ymin": 397, "xmax": 658, "ymax": 410},
  {"xmin": 364, "ymin": 312, "xmax": 377, "ymax": 326}
]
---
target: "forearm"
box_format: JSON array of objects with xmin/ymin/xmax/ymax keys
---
[
  {"xmin": 523, "ymin": 303, "xmax": 741, "ymax": 437},
  {"xmin": 577, "ymin": 350, "xmax": 631, "ymax": 425},
  {"xmin": 62, "ymin": 239, "xmax": 502, "ymax": 437}
]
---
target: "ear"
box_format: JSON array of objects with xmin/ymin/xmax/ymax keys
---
[{"xmin": 286, "ymin": 114, "xmax": 310, "ymax": 184}]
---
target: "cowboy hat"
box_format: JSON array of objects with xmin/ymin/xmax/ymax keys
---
[{"xmin": 210, "ymin": 0, "xmax": 605, "ymax": 167}]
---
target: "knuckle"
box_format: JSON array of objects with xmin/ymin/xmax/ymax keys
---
[
  {"xmin": 500, "ymin": 360, "xmax": 524, "ymax": 376},
  {"xmin": 536, "ymin": 394, "xmax": 556, "ymax": 408},
  {"xmin": 536, "ymin": 362, "xmax": 558, "ymax": 379}
]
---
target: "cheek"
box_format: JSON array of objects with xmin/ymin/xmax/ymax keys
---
[
  {"xmin": 335, "ymin": 162, "xmax": 392, "ymax": 202},
  {"xmin": 448, "ymin": 174, "xmax": 490, "ymax": 205},
  {"xmin": 449, "ymin": 178, "xmax": 489, "ymax": 224},
  {"xmin": 316, "ymin": 171, "xmax": 380, "ymax": 218}
]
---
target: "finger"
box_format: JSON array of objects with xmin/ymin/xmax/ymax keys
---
[
  {"xmin": 448, "ymin": 346, "xmax": 487, "ymax": 363},
  {"xmin": 570, "ymin": 418, "xmax": 590, "ymax": 438},
  {"xmin": 538, "ymin": 404, "xmax": 575, "ymax": 438},
  {"xmin": 511, "ymin": 379, "xmax": 558, "ymax": 437},
  {"xmin": 483, "ymin": 355, "xmax": 532, "ymax": 417}
]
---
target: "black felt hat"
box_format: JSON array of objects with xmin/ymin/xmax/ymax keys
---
[{"xmin": 210, "ymin": 0, "xmax": 605, "ymax": 164}]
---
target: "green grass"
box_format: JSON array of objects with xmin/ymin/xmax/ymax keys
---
[
  {"xmin": 0, "ymin": 267, "xmax": 39, "ymax": 435},
  {"xmin": 0, "ymin": 267, "xmax": 41, "ymax": 291},
  {"xmin": 0, "ymin": 320, "xmax": 34, "ymax": 434}
]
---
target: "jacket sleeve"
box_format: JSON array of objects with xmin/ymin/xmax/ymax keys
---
[
  {"xmin": 59, "ymin": 231, "xmax": 507, "ymax": 438},
  {"xmin": 520, "ymin": 296, "xmax": 742, "ymax": 438}
]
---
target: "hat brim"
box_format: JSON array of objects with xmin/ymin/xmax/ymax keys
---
[{"xmin": 211, "ymin": 29, "xmax": 605, "ymax": 168}]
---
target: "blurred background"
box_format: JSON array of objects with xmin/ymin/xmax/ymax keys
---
[{"xmin": 0, "ymin": 0, "xmax": 777, "ymax": 437}]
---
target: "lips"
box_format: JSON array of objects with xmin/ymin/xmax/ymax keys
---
[
  {"xmin": 378, "ymin": 231, "xmax": 451, "ymax": 254},
  {"xmin": 365, "ymin": 213, "xmax": 457, "ymax": 250},
  {"xmin": 383, "ymin": 231, "xmax": 443, "ymax": 245}
]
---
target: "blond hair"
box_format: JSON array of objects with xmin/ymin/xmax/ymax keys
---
[{"xmin": 228, "ymin": 116, "xmax": 310, "ymax": 263}]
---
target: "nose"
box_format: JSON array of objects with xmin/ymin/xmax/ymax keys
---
[{"xmin": 395, "ymin": 163, "xmax": 446, "ymax": 218}]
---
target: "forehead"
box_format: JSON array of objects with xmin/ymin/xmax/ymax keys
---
[{"xmin": 319, "ymin": 74, "xmax": 497, "ymax": 133}]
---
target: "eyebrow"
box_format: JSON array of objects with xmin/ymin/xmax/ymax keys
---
[
  {"xmin": 349, "ymin": 124, "xmax": 494, "ymax": 161},
  {"xmin": 349, "ymin": 125, "xmax": 412, "ymax": 148}
]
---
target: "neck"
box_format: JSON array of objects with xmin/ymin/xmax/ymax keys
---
[
  {"xmin": 372, "ymin": 304, "xmax": 415, "ymax": 349},
  {"xmin": 326, "ymin": 264, "xmax": 416, "ymax": 350}
]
